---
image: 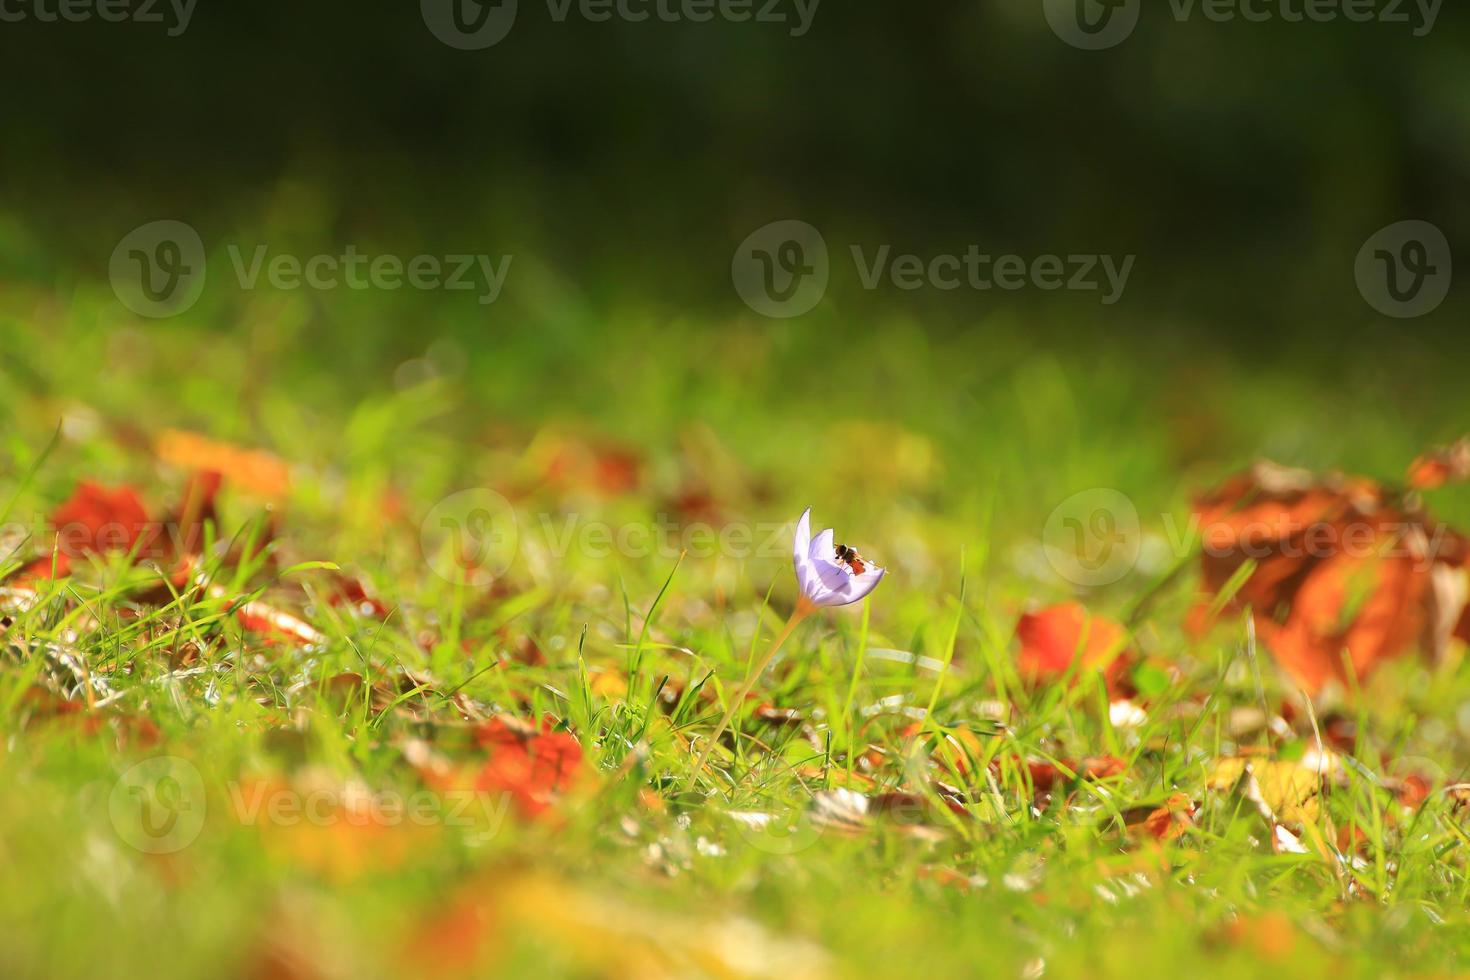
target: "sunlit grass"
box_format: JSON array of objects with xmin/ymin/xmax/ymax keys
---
[{"xmin": 3, "ymin": 276, "xmax": 1470, "ymax": 977}]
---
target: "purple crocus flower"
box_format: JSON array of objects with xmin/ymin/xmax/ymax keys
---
[
  {"xmin": 684, "ymin": 507, "xmax": 887, "ymax": 793},
  {"xmin": 792, "ymin": 507, "xmax": 886, "ymax": 609}
]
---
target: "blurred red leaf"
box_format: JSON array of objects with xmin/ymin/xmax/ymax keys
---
[
  {"xmin": 325, "ymin": 574, "xmax": 390, "ymax": 619},
  {"xmin": 1408, "ymin": 436, "xmax": 1470, "ymax": 490},
  {"xmin": 539, "ymin": 436, "xmax": 642, "ymax": 496},
  {"xmin": 1023, "ymin": 755, "xmax": 1127, "ymax": 796},
  {"xmin": 22, "ymin": 481, "xmax": 153, "ymax": 578},
  {"xmin": 18, "ymin": 686, "xmax": 161, "ymax": 747},
  {"xmin": 1015, "ymin": 603, "xmax": 1130, "ymax": 693},
  {"xmin": 471, "ymin": 716, "xmax": 586, "ymax": 819}
]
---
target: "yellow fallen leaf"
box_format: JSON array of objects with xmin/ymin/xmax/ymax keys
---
[{"xmin": 1207, "ymin": 758, "xmax": 1321, "ymax": 825}]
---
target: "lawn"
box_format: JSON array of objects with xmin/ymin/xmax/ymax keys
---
[{"xmin": 3, "ymin": 257, "xmax": 1470, "ymax": 979}]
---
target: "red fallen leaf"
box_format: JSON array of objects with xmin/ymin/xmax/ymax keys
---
[
  {"xmin": 1015, "ymin": 603, "xmax": 1131, "ymax": 693},
  {"xmin": 539, "ymin": 436, "xmax": 642, "ymax": 496},
  {"xmin": 231, "ymin": 596, "xmax": 327, "ymax": 647},
  {"xmin": 666, "ymin": 485, "xmax": 725, "ymax": 526},
  {"xmin": 15, "ymin": 474, "xmax": 235, "ymax": 583},
  {"xmin": 470, "ymin": 716, "xmax": 586, "ymax": 819},
  {"xmin": 1408, "ymin": 436, "xmax": 1470, "ymax": 490},
  {"xmin": 592, "ymin": 449, "xmax": 640, "ymax": 496},
  {"xmin": 1021, "ymin": 755, "xmax": 1128, "ymax": 796},
  {"xmin": 496, "ymin": 628, "xmax": 545, "ymax": 667},
  {"xmin": 404, "ymin": 877, "xmax": 501, "ymax": 973},
  {"xmin": 18, "ymin": 686, "xmax": 162, "ymax": 747},
  {"xmin": 20, "ymin": 482, "xmax": 153, "ymax": 579},
  {"xmin": 1191, "ymin": 457, "xmax": 1470, "ymax": 693},
  {"xmin": 1394, "ymin": 772, "xmax": 1433, "ymax": 808},
  {"xmin": 242, "ymin": 937, "xmax": 324, "ymax": 980},
  {"xmin": 870, "ymin": 788, "xmax": 970, "ymax": 821},
  {"xmin": 326, "ymin": 574, "xmax": 390, "ymax": 619}
]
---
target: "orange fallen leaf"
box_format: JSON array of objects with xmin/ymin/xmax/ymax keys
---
[
  {"xmin": 1132, "ymin": 792, "xmax": 1196, "ymax": 841},
  {"xmin": 155, "ymin": 429, "xmax": 290, "ymax": 499},
  {"xmin": 1219, "ymin": 911, "xmax": 1297, "ymax": 961},
  {"xmin": 1408, "ymin": 436, "xmax": 1470, "ymax": 490},
  {"xmin": 1192, "ymin": 456, "xmax": 1470, "ymax": 693}
]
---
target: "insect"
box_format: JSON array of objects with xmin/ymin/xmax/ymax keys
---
[{"xmin": 833, "ymin": 544, "xmax": 868, "ymax": 576}]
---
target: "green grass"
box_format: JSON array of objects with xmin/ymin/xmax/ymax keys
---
[{"xmin": 3, "ymin": 263, "xmax": 1470, "ymax": 979}]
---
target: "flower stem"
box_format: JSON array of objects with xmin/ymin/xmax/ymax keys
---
[
  {"xmin": 684, "ymin": 597, "xmax": 813, "ymax": 794},
  {"xmin": 842, "ymin": 595, "xmax": 872, "ymax": 779}
]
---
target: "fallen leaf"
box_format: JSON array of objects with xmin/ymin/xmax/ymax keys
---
[
  {"xmin": 1125, "ymin": 792, "xmax": 1196, "ymax": 841},
  {"xmin": 1015, "ymin": 603, "xmax": 1131, "ymax": 693},
  {"xmin": 20, "ymin": 482, "xmax": 152, "ymax": 578},
  {"xmin": 1192, "ymin": 456, "xmax": 1470, "ymax": 692},
  {"xmin": 155, "ymin": 429, "xmax": 291, "ymax": 499},
  {"xmin": 1207, "ymin": 757, "xmax": 1321, "ymax": 826},
  {"xmin": 1408, "ymin": 436, "xmax": 1470, "ymax": 490},
  {"xmin": 440, "ymin": 716, "xmax": 589, "ymax": 820}
]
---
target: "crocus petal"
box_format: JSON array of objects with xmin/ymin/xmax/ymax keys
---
[
  {"xmin": 810, "ymin": 556, "xmax": 852, "ymax": 594},
  {"xmin": 809, "ymin": 528, "xmax": 835, "ymax": 562},
  {"xmin": 793, "ymin": 509, "xmax": 822, "ymax": 599},
  {"xmin": 827, "ymin": 565, "xmax": 885, "ymax": 606},
  {"xmin": 795, "ymin": 552, "xmax": 821, "ymax": 600},
  {"xmin": 793, "ymin": 508, "xmax": 812, "ymax": 562}
]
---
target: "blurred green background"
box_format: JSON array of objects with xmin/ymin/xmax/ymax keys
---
[{"xmin": 1, "ymin": 0, "xmax": 1467, "ymax": 515}]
